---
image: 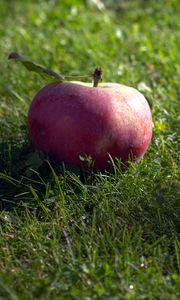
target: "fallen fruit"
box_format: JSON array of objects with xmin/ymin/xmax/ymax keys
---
[{"xmin": 9, "ymin": 53, "xmax": 153, "ymax": 170}]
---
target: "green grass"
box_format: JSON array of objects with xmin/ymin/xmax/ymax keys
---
[{"xmin": 0, "ymin": 0, "xmax": 180, "ymax": 299}]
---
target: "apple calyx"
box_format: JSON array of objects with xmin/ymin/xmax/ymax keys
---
[{"xmin": 8, "ymin": 52, "xmax": 102, "ymax": 87}]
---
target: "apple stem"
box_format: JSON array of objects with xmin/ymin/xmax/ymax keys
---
[{"xmin": 93, "ymin": 67, "xmax": 103, "ymax": 87}]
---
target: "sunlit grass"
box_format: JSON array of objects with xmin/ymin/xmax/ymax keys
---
[{"xmin": 0, "ymin": 0, "xmax": 179, "ymax": 299}]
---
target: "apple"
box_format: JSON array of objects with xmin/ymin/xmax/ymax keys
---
[
  {"xmin": 28, "ymin": 82, "xmax": 152, "ymax": 170},
  {"xmin": 8, "ymin": 53, "xmax": 152, "ymax": 170}
]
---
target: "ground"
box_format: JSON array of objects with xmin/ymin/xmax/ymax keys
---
[{"xmin": 0, "ymin": 0, "xmax": 179, "ymax": 299}]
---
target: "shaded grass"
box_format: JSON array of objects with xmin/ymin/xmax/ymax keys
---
[{"xmin": 0, "ymin": 0, "xmax": 180, "ymax": 299}]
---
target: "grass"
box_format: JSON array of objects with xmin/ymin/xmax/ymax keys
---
[{"xmin": 0, "ymin": 0, "xmax": 180, "ymax": 299}]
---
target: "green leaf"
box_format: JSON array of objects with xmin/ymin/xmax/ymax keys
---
[
  {"xmin": 25, "ymin": 150, "xmax": 44, "ymax": 170},
  {"xmin": 8, "ymin": 52, "xmax": 65, "ymax": 83},
  {"xmin": 8, "ymin": 52, "xmax": 96, "ymax": 83}
]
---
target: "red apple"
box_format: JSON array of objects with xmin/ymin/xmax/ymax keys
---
[
  {"xmin": 28, "ymin": 81, "xmax": 152, "ymax": 169},
  {"xmin": 8, "ymin": 53, "xmax": 152, "ymax": 170}
]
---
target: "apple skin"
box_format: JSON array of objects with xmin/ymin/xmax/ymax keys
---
[{"xmin": 28, "ymin": 81, "xmax": 152, "ymax": 169}]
